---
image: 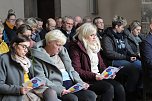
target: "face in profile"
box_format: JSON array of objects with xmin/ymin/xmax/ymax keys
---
[
  {"xmin": 23, "ymin": 30, "xmax": 32, "ymax": 38},
  {"xmin": 14, "ymin": 41, "xmax": 30, "ymax": 58},
  {"xmin": 96, "ymin": 19, "xmax": 104, "ymax": 30},
  {"xmin": 116, "ymin": 25, "xmax": 125, "ymax": 33},
  {"xmin": 15, "ymin": 21, "xmax": 24, "ymax": 29},
  {"xmin": 47, "ymin": 21, "xmax": 56, "ymax": 31},
  {"xmin": 31, "ymin": 24, "xmax": 38, "ymax": 33},
  {"xmin": 37, "ymin": 21, "xmax": 43, "ymax": 30},
  {"xmin": 132, "ymin": 26, "xmax": 141, "ymax": 36}
]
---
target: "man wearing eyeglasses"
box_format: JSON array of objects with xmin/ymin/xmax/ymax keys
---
[{"xmin": 60, "ymin": 16, "xmax": 75, "ymax": 49}]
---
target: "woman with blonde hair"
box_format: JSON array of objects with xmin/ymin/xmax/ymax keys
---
[{"xmin": 68, "ymin": 23, "xmax": 125, "ymax": 101}]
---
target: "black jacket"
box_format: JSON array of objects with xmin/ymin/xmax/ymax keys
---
[
  {"xmin": 3, "ymin": 22, "xmax": 17, "ymax": 43},
  {"xmin": 124, "ymin": 29, "xmax": 146, "ymax": 54},
  {"xmin": 102, "ymin": 27, "xmax": 134, "ymax": 65}
]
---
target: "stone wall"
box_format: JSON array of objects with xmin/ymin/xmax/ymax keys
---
[{"xmin": 141, "ymin": 0, "xmax": 152, "ymax": 34}]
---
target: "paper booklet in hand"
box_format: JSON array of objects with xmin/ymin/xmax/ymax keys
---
[
  {"xmin": 68, "ymin": 83, "xmax": 84, "ymax": 93},
  {"xmin": 23, "ymin": 77, "xmax": 45, "ymax": 89},
  {"xmin": 101, "ymin": 66, "xmax": 123, "ymax": 79}
]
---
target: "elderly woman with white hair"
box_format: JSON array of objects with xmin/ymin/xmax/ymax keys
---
[
  {"xmin": 30, "ymin": 29, "xmax": 97, "ymax": 101},
  {"xmin": 68, "ymin": 23, "xmax": 125, "ymax": 101}
]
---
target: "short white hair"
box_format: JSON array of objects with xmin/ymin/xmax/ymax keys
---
[{"xmin": 45, "ymin": 29, "xmax": 67, "ymax": 45}]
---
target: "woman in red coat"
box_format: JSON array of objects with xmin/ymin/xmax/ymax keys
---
[{"xmin": 68, "ymin": 23, "xmax": 125, "ymax": 101}]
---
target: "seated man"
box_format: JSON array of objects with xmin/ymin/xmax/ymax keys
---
[
  {"xmin": 102, "ymin": 15, "xmax": 141, "ymax": 101},
  {"xmin": 30, "ymin": 29, "xmax": 96, "ymax": 101}
]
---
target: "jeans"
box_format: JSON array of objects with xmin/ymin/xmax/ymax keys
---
[
  {"xmin": 112, "ymin": 59, "xmax": 141, "ymax": 69},
  {"xmin": 112, "ymin": 59, "xmax": 141, "ymax": 101}
]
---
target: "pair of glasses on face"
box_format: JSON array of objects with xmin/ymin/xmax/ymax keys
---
[
  {"xmin": 9, "ymin": 19, "xmax": 16, "ymax": 22},
  {"xmin": 18, "ymin": 44, "xmax": 30, "ymax": 50}
]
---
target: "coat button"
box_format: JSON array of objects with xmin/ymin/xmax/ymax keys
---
[{"xmin": 51, "ymin": 71, "xmax": 54, "ymax": 73}]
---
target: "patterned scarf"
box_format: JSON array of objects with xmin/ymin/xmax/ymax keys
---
[{"xmin": 11, "ymin": 53, "xmax": 31, "ymax": 73}]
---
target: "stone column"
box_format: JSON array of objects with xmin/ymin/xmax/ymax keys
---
[{"xmin": 141, "ymin": 0, "xmax": 152, "ymax": 34}]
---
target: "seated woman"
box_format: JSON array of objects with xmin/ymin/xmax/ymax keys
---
[
  {"xmin": 30, "ymin": 29, "xmax": 97, "ymax": 101},
  {"xmin": 0, "ymin": 24, "xmax": 9, "ymax": 54},
  {"xmin": 0, "ymin": 34, "xmax": 59, "ymax": 101},
  {"xmin": 3, "ymin": 13, "xmax": 17, "ymax": 43},
  {"xmin": 68, "ymin": 23, "xmax": 125, "ymax": 101},
  {"xmin": 16, "ymin": 24, "xmax": 36, "ymax": 47},
  {"xmin": 125, "ymin": 20, "xmax": 146, "ymax": 60}
]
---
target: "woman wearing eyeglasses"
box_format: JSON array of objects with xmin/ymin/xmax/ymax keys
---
[
  {"xmin": 68, "ymin": 23, "xmax": 125, "ymax": 101},
  {"xmin": 0, "ymin": 34, "xmax": 59, "ymax": 101},
  {"xmin": 3, "ymin": 13, "xmax": 17, "ymax": 43}
]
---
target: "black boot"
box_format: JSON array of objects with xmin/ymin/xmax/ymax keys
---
[{"xmin": 126, "ymin": 92, "xmax": 137, "ymax": 101}]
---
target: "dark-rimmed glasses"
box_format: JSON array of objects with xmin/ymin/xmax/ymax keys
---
[{"xmin": 18, "ymin": 44, "xmax": 30, "ymax": 50}]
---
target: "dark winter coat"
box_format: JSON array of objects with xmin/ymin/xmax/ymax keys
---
[
  {"xmin": 68, "ymin": 39, "xmax": 106, "ymax": 83},
  {"xmin": 101, "ymin": 27, "xmax": 134, "ymax": 65},
  {"xmin": 124, "ymin": 29, "xmax": 146, "ymax": 54}
]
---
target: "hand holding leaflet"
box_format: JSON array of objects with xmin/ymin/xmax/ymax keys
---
[
  {"xmin": 68, "ymin": 83, "xmax": 84, "ymax": 93},
  {"xmin": 101, "ymin": 66, "xmax": 123, "ymax": 79},
  {"xmin": 22, "ymin": 77, "xmax": 45, "ymax": 89}
]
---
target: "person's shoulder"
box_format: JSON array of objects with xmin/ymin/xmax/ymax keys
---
[
  {"xmin": 146, "ymin": 34, "xmax": 152, "ymax": 39},
  {"xmin": 143, "ymin": 34, "xmax": 152, "ymax": 43},
  {"xmin": 69, "ymin": 38, "xmax": 83, "ymax": 50},
  {"xmin": 39, "ymin": 29, "xmax": 47, "ymax": 36},
  {"xmin": 0, "ymin": 53, "xmax": 10, "ymax": 60},
  {"xmin": 103, "ymin": 27, "xmax": 114, "ymax": 37}
]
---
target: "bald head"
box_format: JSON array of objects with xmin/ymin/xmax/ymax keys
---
[
  {"xmin": 46, "ymin": 18, "xmax": 56, "ymax": 31},
  {"xmin": 74, "ymin": 16, "xmax": 82, "ymax": 27}
]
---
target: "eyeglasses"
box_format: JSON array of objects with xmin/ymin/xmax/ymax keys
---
[
  {"xmin": 66, "ymin": 22, "xmax": 73, "ymax": 26},
  {"xmin": 9, "ymin": 19, "xmax": 16, "ymax": 22},
  {"xmin": 18, "ymin": 44, "xmax": 30, "ymax": 50}
]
